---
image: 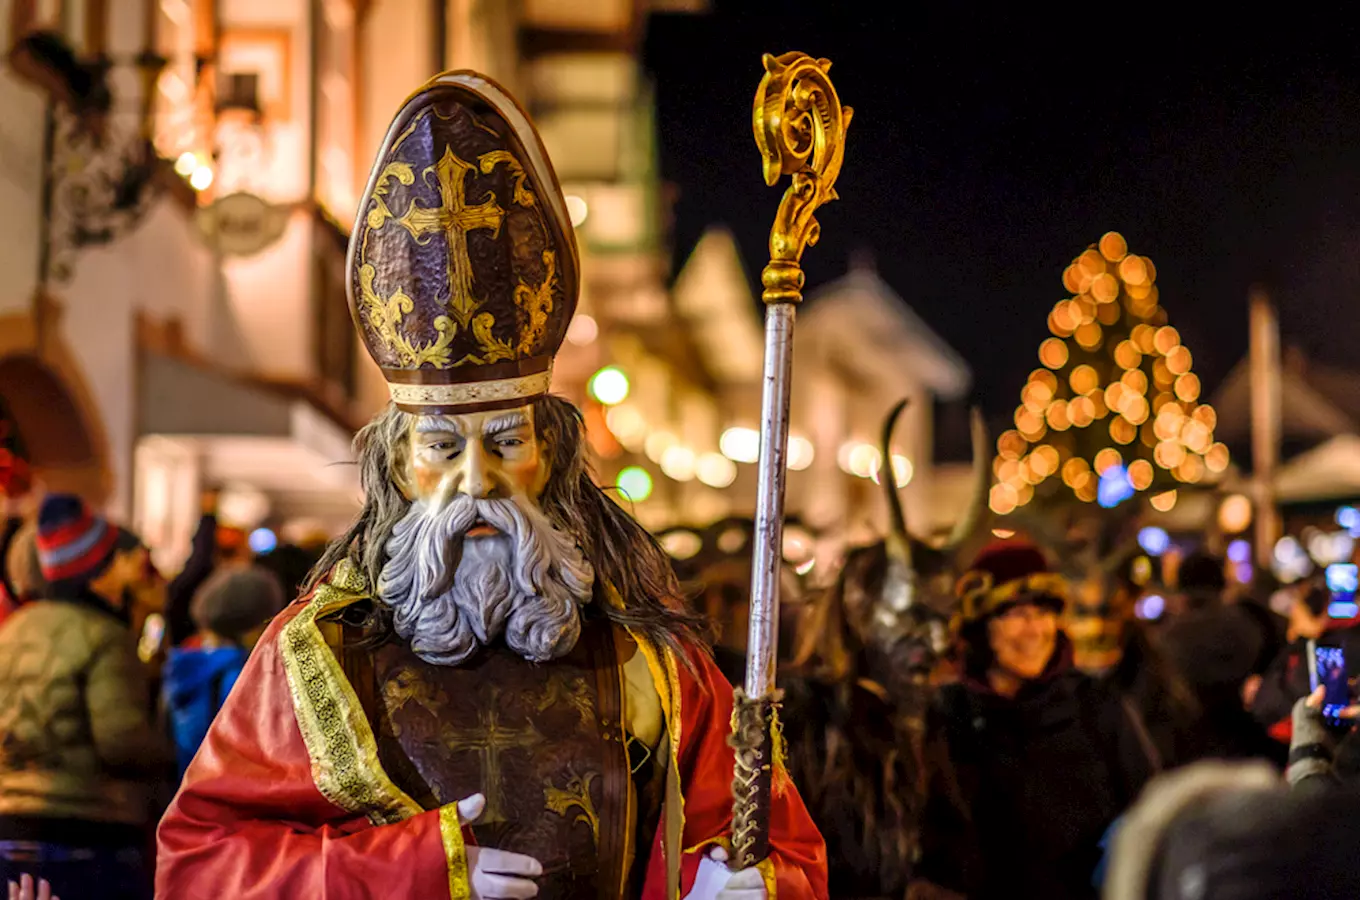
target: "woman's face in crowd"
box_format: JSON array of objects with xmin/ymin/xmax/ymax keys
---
[{"xmin": 987, "ymin": 602, "xmax": 1058, "ymax": 682}]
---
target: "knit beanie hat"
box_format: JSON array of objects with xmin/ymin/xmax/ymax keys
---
[
  {"xmin": 190, "ymin": 564, "xmax": 286, "ymax": 642},
  {"xmin": 955, "ymin": 539, "xmax": 1067, "ymax": 626},
  {"xmin": 35, "ymin": 493, "xmax": 141, "ymax": 591}
]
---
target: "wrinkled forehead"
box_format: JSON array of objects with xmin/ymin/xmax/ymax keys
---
[{"xmin": 411, "ymin": 405, "xmax": 536, "ymax": 438}]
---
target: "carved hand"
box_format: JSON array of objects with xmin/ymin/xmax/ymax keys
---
[
  {"xmin": 455, "ymin": 793, "xmax": 544, "ymax": 900},
  {"xmin": 683, "ymin": 846, "xmax": 767, "ymax": 900}
]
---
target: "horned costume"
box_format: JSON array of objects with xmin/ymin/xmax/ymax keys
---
[{"xmin": 156, "ymin": 72, "xmax": 826, "ymax": 900}]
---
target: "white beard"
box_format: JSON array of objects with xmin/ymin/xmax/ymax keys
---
[{"xmin": 377, "ymin": 494, "xmax": 595, "ymax": 666}]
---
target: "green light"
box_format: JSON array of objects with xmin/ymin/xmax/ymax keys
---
[
  {"xmin": 589, "ymin": 366, "xmax": 630, "ymax": 405},
  {"xmin": 616, "ymin": 466, "xmax": 653, "ymax": 502}
]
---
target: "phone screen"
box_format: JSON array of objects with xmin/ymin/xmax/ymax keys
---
[
  {"xmin": 1315, "ymin": 644, "xmax": 1351, "ymax": 722},
  {"xmin": 1327, "ymin": 563, "xmax": 1359, "ymax": 619}
]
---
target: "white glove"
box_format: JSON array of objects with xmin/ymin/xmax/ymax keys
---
[
  {"xmin": 683, "ymin": 846, "xmax": 767, "ymax": 900},
  {"xmin": 455, "ymin": 793, "xmax": 544, "ymax": 900}
]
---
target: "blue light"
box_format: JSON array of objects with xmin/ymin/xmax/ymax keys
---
[
  {"xmin": 1337, "ymin": 506, "xmax": 1360, "ymax": 532},
  {"xmin": 1136, "ymin": 593, "xmax": 1166, "ymax": 620},
  {"xmin": 248, "ymin": 527, "xmax": 278, "ymax": 554},
  {"xmin": 1227, "ymin": 539, "xmax": 1251, "ymax": 564},
  {"xmin": 1138, "ymin": 526, "xmax": 1170, "ymax": 556},
  {"xmin": 1098, "ymin": 464, "xmax": 1135, "ymax": 509}
]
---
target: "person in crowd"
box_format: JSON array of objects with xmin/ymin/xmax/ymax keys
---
[
  {"xmin": 0, "ymin": 494, "xmax": 171, "ymax": 900},
  {"xmin": 909, "ymin": 540, "xmax": 1158, "ymax": 900},
  {"xmin": 1158, "ymin": 550, "xmax": 1281, "ymax": 762},
  {"xmin": 1249, "ymin": 580, "xmax": 1360, "ymax": 746},
  {"xmin": 250, "ymin": 541, "xmax": 321, "ymax": 607},
  {"xmin": 163, "ymin": 488, "xmax": 251, "ymax": 647},
  {"xmin": 1101, "ymin": 692, "xmax": 1360, "ymax": 900},
  {"xmin": 162, "ymin": 564, "xmax": 285, "ymax": 777}
]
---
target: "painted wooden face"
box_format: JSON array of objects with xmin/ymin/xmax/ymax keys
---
[{"xmin": 400, "ymin": 404, "xmax": 550, "ymax": 514}]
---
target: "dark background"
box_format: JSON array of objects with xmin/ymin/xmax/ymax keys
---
[{"xmin": 643, "ymin": 5, "xmax": 1360, "ymax": 455}]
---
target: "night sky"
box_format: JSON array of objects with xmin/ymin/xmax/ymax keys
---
[{"xmin": 643, "ymin": 6, "xmax": 1360, "ymax": 454}]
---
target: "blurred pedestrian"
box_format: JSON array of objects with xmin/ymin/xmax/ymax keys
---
[
  {"xmin": 1159, "ymin": 550, "xmax": 1280, "ymax": 763},
  {"xmin": 0, "ymin": 494, "xmax": 171, "ymax": 900},
  {"xmin": 1251, "ymin": 580, "xmax": 1360, "ymax": 746},
  {"xmin": 163, "ymin": 488, "xmax": 251, "ymax": 648},
  {"xmin": 1103, "ymin": 754, "xmax": 1360, "ymax": 900},
  {"xmin": 911, "ymin": 540, "xmax": 1158, "ymax": 900},
  {"xmin": 162, "ymin": 565, "xmax": 284, "ymax": 777}
]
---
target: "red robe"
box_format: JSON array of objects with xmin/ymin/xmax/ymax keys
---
[{"xmin": 156, "ymin": 562, "xmax": 827, "ymax": 899}]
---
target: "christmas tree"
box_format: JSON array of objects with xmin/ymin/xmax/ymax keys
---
[{"xmin": 990, "ymin": 232, "xmax": 1229, "ymax": 516}]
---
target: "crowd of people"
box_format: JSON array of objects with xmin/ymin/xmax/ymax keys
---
[
  {"xmin": 0, "ymin": 489, "xmax": 322, "ymax": 898},
  {"xmin": 2, "ymin": 477, "xmax": 1359, "ymax": 899},
  {"xmin": 777, "ymin": 523, "xmax": 1360, "ymax": 900}
]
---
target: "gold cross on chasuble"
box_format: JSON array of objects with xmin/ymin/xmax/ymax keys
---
[
  {"xmin": 394, "ymin": 146, "xmax": 505, "ymax": 327},
  {"xmin": 441, "ymin": 685, "xmax": 543, "ymax": 825}
]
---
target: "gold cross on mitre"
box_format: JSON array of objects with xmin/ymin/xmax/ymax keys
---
[{"xmin": 385, "ymin": 146, "xmax": 505, "ymax": 328}]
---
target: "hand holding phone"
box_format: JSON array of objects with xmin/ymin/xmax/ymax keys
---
[{"xmin": 1309, "ymin": 639, "xmax": 1354, "ymax": 727}]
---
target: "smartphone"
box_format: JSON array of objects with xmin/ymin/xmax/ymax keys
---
[
  {"xmin": 1326, "ymin": 563, "xmax": 1359, "ymax": 619},
  {"xmin": 1309, "ymin": 639, "xmax": 1351, "ymax": 726}
]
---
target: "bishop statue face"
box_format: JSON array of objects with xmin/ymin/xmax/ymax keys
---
[
  {"xmin": 403, "ymin": 405, "xmax": 550, "ymax": 511},
  {"xmin": 379, "ymin": 403, "xmax": 595, "ymax": 667}
]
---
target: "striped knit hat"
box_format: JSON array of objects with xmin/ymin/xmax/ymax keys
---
[{"xmin": 36, "ymin": 493, "xmax": 140, "ymax": 589}]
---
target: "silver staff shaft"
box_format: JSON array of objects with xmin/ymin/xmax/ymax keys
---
[{"xmin": 744, "ymin": 302, "xmax": 796, "ymax": 700}]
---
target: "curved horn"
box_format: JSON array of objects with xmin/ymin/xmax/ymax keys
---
[
  {"xmin": 942, "ymin": 407, "xmax": 992, "ymax": 554},
  {"xmin": 881, "ymin": 398, "xmax": 912, "ymax": 565}
]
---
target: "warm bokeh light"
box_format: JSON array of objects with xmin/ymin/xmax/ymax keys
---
[
  {"xmin": 604, "ymin": 405, "xmax": 646, "ymax": 451},
  {"xmin": 1219, "ymin": 494, "xmax": 1253, "ymax": 533},
  {"xmin": 1040, "ymin": 337, "xmax": 1069, "ymax": 368},
  {"xmin": 566, "ymin": 314, "xmax": 599, "ymax": 345},
  {"xmin": 189, "ymin": 165, "xmax": 214, "ymax": 191},
  {"xmin": 1128, "ymin": 459, "xmax": 1154, "ymax": 491},
  {"xmin": 1069, "ymin": 365, "xmax": 1099, "ymax": 395},
  {"xmin": 1075, "ymin": 322, "xmax": 1103, "ymax": 350},
  {"xmin": 787, "ymin": 436, "xmax": 815, "ymax": 471},
  {"xmin": 1150, "ymin": 490, "xmax": 1178, "ymax": 512},
  {"xmin": 660, "ymin": 445, "xmax": 697, "ymax": 482},
  {"xmin": 1099, "ymin": 231, "xmax": 1128, "ymax": 262},
  {"xmin": 565, "ymin": 194, "xmax": 589, "ymax": 227},
  {"xmin": 1094, "ymin": 447, "xmax": 1123, "ymax": 474},
  {"xmin": 696, "ymin": 453, "xmax": 737, "ymax": 489},
  {"xmin": 719, "ymin": 427, "xmax": 760, "ymax": 464},
  {"xmin": 1205, "ymin": 442, "xmax": 1230, "ymax": 473}
]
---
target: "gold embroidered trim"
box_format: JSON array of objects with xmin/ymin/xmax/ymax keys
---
[
  {"xmin": 439, "ymin": 804, "xmax": 471, "ymax": 900},
  {"xmin": 279, "ymin": 559, "xmax": 422, "ymax": 826},
  {"xmin": 387, "ymin": 368, "xmax": 552, "ymax": 407},
  {"xmin": 629, "ymin": 628, "xmax": 685, "ymax": 899}
]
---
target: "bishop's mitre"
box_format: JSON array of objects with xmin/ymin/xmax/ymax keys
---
[{"xmin": 347, "ymin": 71, "xmax": 579, "ymax": 414}]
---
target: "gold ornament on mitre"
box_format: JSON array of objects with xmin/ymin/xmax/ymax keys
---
[{"xmin": 347, "ymin": 71, "xmax": 579, "ymax": 413}]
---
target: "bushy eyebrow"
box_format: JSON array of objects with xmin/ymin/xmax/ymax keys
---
[
  {"xmin": 414, "ymin": 416, "xmax": 463, "ymax": 436},
  {"xmin": 484, "ymin": 412, "xmax": 530, "ymax": 437}
]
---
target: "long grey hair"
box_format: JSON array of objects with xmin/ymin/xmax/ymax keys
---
[{"xmin": 308, "ymin": 395, "xmax": 711, "ymax": 665}]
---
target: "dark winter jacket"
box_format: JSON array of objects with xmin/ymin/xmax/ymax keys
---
[
  {"xmin": 161, "ymin": 644, "xmax": 248, "ymax": 777},
  {"xmin": 914, "ymin": 638, "xmax": 1155, "ymax": 900}
]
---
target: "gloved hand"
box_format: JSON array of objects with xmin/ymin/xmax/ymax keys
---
[
  {"xmin": 455, "ymin": 793, "xmax": 544, "ymax": 899},
  {"xmin": 683, "ymin": 846, "xmax": 767, "ymax": 900}
]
